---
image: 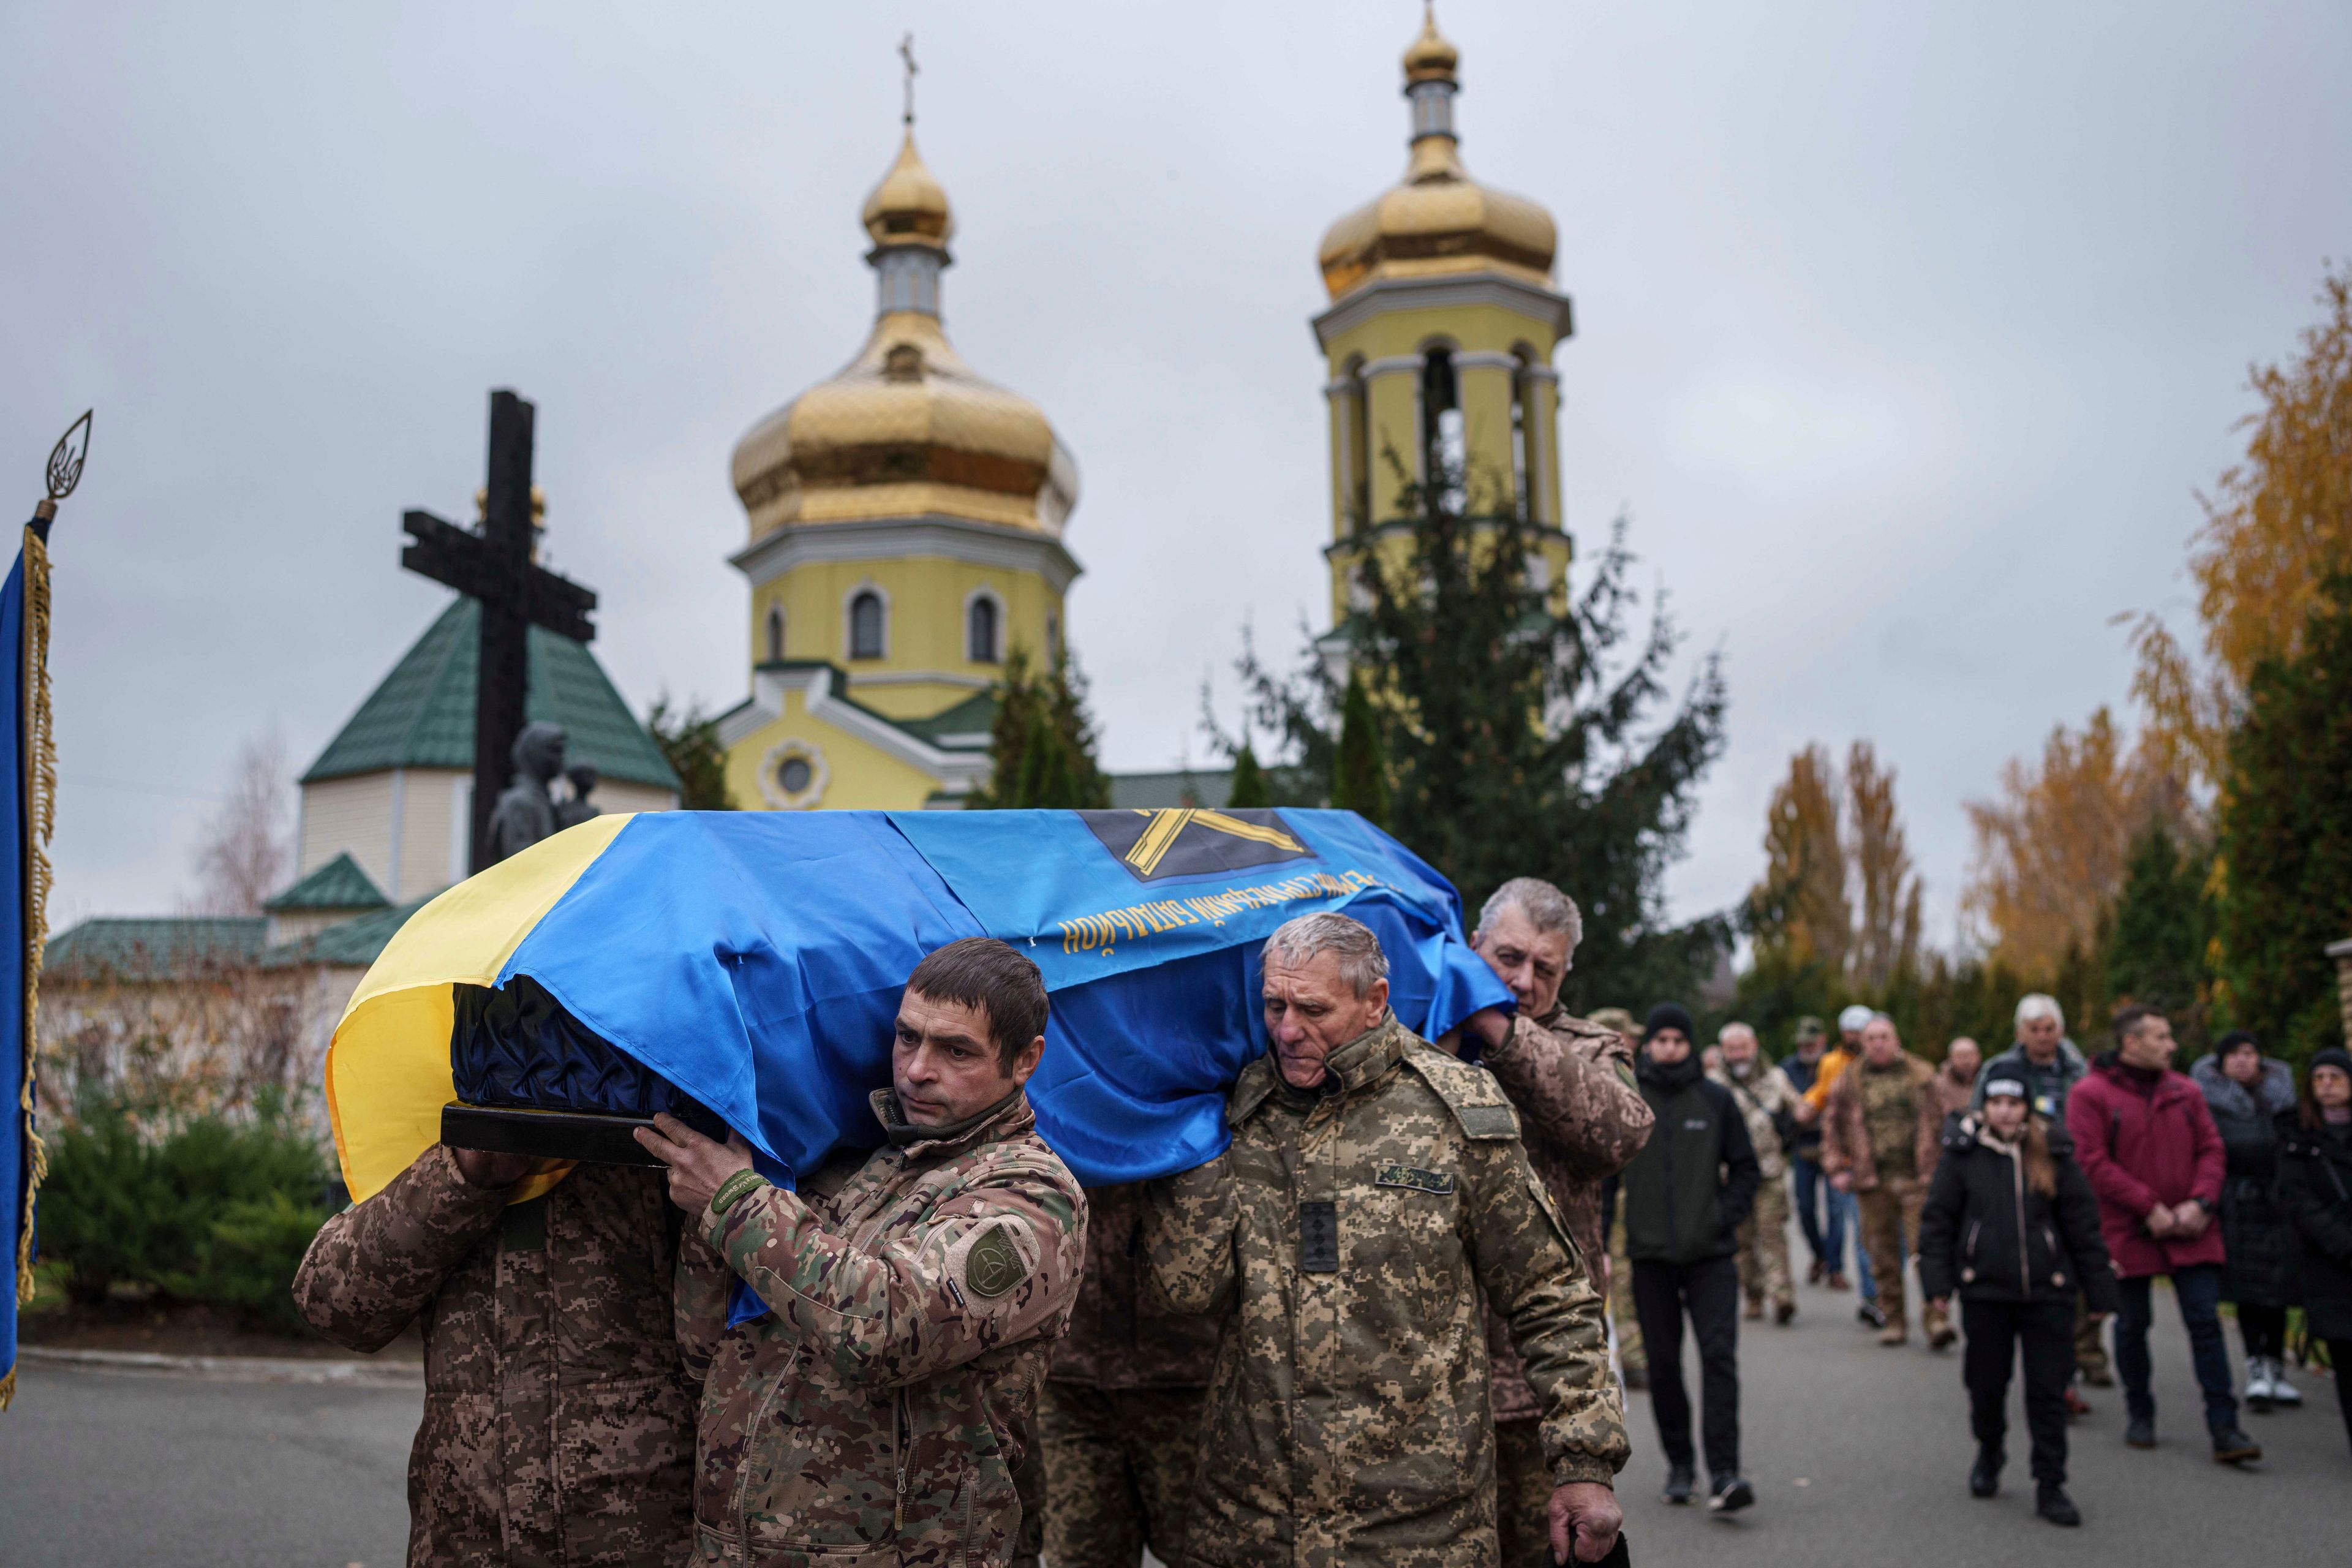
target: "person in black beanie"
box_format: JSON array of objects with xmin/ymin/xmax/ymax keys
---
[{"xmin": 1619, "ymin": 1002, "xmax": 1762, "ymax": 1513}]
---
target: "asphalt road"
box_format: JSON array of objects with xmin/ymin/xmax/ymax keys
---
[
  {"xmin": 0, "ymin": 1250, "xmax": 2343, "ymax": 1567},
  {"xmin": 0, "ymin": 1360, "xmax": 418, "ymax": 1567},
  {"xmin": 1616, "ymin": 1257, "xmax": 2348, "ymax": 1567}
]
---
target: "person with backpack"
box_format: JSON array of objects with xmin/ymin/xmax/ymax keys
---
[{"xmin": 1920, "ymin": 1077, "xmax": 2119, "ymax": 1527}]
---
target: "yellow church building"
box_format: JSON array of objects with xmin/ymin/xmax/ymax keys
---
[
  {"xmin": 718, "ymin": 7, "xmax": 1571, "ymax": 812},
  {"xmin": 714, "ymin": 121, "xmax": 1080, "ymax": 810}
]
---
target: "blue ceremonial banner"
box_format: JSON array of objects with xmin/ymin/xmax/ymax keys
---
[
  {"xmin": 0, "ymin": 524, "xmax": 55, "ymax": 1409},
  {"xmin": 326, "ymin": 806, "xmax": 1510, "ymax": 1324}
]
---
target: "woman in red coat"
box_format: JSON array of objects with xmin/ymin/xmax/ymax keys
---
[{"xmin": 2064, "ymin": 1006, "xmax": 2260, "ymax": 1464}]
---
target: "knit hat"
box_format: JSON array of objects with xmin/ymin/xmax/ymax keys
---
[
  {"xmin": 1792, "ymin": 1016, "xmax": 1827, "ymax": 1043},
  {"xmin": 2310, "ymin": 1047, "xmax": 2352, "ymax": 1080},
  {"xmin": 1982, "ymin": 1077, "xmax": 2028, "ymax": 1102},
  {"xmin": 1643, "ymin": 1003, "xmax": 1696, "ymax": 1043},
  {"xmin": 2215, "ymin": 1030, "xmax": 2258, "ymax": 1057},
  {"xmin": 1838, "ymin": 1004, "xmax": 1875, "ymax": 1033}
]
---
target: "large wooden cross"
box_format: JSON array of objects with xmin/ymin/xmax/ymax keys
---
[{"xmin": 400, "ymin": 389, "xmax": 597, "ymax": 875}]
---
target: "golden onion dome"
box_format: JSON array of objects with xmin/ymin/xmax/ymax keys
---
[
  {"xmin": 731, "ymin": 132, "xmax": 1077, "ymax": 541},
  {"xmin": 861, "ymin": 130, "xmax": 954, "ymax": 253},
  {"xmin": 1316, "ymin": 7, "xmax": 1556, "ymax": 301}
]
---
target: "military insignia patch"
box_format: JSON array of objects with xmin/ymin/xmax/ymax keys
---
[
  {"xmin": 1079, "ymin": 807, "xmax": 1314, "ymax": 884},
  {"xmin": 965, "ymin": 1223, "xmax": 1026, "ymax": 1299},
  {"xmin": 1374, "ymin": 1164, "xmax": 1455, "ymax": 1195}
]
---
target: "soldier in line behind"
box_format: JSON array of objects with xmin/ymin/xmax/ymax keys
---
[
  {"xmin": 635, "ymin": 937, "xmax": 1088, "ymax": 1568},
  {"xmin": 1146, "ymin": 912, "xmax": 1629, "ymax": 1568},
  {"xmin": 1460, "ymin": 878, "xmax": 1653, "ymax": 1567},
  {"xmin": 1038, "ymin": 1179, "xmax": 1223, "ymax": 1568}
]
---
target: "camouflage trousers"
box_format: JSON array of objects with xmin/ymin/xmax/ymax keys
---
[
  {"xmin": 1038, "ymin": 1382, "xmax": 1207, "ymax": 1568},
  {"xmin": 2076, "ymin": 1289, "xmax": 2112, "ymax": 1381},
  {"xmin": 1494, "ymin": 1417, "xmax": 1555, "ymax": 1568},
  {"xmin": 1858, "ymin": 1175, "xmax": 1946, "ymax": 1339},
  {"xmin": 1608, "ymin": 1213, "xmax": 1643, "ymax": 1374},
  {"xmin": 1735, "ymin": 1175, "xmax": 1795, "ymax": 1313}
]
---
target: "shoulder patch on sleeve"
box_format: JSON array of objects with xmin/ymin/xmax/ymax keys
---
[
  {"xmin": 1405, "ymin": 1045, "xmax": 1523, "ymax": 1140},
  {"xmin": 962, "ymin": 1223, "xmax": 1028, "ymax": 1299}
]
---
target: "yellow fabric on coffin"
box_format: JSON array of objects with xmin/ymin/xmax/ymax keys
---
[{"xmin": 323, "ymin": 813, "xmax": 633, "ymax": 1204}]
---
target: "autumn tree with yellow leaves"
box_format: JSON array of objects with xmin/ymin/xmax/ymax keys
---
[{"xmin": 1747, "ymin": 741, "xmax": 1921, "ymax": 992}]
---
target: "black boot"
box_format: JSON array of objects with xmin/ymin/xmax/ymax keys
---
[
  {"xmin": 1969, "ymin": 1446, "xmax": 2002, "ymax": 1498},
  {"xmin": 1663, "ymin": 1464, "xmax": 1694, "ymax": 1504},
  {"xmin": 2211, "ymin": 1425, "xmax": 2263, "ymax": 1464},
  {"xmin": 2036, "ymin": 1483, "xmax": 2081, "ymax": 1526}
]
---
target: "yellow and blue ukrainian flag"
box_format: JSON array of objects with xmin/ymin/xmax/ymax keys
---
[{"xmin": 327, "ymin": 806, "xmax": 1509, "ymax": 1212}]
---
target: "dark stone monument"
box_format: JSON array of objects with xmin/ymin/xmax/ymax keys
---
[
  {"xmin": 556, "ymin": 763, "xmax": 601, "ymax": 831},
  {"xmin": 399, "ymin": 390, "xmax": 598, "ymax": 872},
  {"xmin": 488, "ymin": 721, "xmax": 567, "ymax": 862}
]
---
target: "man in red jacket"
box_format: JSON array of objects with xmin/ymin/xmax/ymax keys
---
[{"xmin": 2066, "ymin": 1006, "xmax": 2260, "ymax": 1464}]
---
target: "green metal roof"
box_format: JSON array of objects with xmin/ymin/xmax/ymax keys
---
[
  {"xmin": 894, "ymin": 690, "xmax": 995, "ymax": 751},
  {"xmin": 260, "ymin": 896, "xmax": 433, "ymax": 970},
  {"xmin": 263, "ymin": 851, "xmax": 387, "ymax": 913},
  {"xmin": 302, "ymin": 597, "xmax": 682, "ymax": 792},
  {"xmin": 1107, "ymin": 769, "xmax": 1233, "ymax": 810},
  {"xmin": 45, "ymin": 918, "xmax": 266, "ymax": 981}
]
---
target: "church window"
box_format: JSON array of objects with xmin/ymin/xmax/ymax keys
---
[
  {"xmin": 1420, "ymin": 347, "xmax": 1464, "ymax": 511},
  {"xmin": 778, "ymin": 755, "xmax": 813, "ymax": 795},
  {"xmin": 1046, "ymin": 612, "xmax": 1061, "ymax": 659},
  {"xmin": 764, "ymin": 605, "xmax": 785, "ymax": 662},
  {"xmin": 967, "ymin": 595, "xmax": 1000, "ymax": 664},
  {"xmin": 850, "ymin": 590, "xmax": 886, "ymax": 660},
  {"xmin": 1510, "ymin": 350, "xmax": 1534, "ymax": 522}
]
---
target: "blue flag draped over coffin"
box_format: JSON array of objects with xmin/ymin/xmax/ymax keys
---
[{"xmin": 326, "ymin": 808, "xmax": 1507, "ymax": 1219}]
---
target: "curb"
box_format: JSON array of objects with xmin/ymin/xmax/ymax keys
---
[{"xmin": 19, "ymin": 1345, "xmax": 424, "ymax": 1387}]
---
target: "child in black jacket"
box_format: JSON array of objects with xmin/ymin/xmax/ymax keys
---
[{"xmin": 1920, "ymin": 1077, "xmax": 2119, "ymax": 1528}]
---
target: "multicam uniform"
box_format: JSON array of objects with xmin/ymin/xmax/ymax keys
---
[
  {"xmin": 1708, "ymin": 1060, "xmax": 1798, "ymax": 1317},
  {"xmin": 1822, "ymin": 1051, "xmax": 1946, "ymax": 1340},
  {"xmin": 676, "ymin": 1090, "xmax": 1085, "ymax": 1568},
  {"xmin": 1145, "ymin": 1016, "xmax": 1628, "ymax": 1568},
  {"xmin": 1477, "ymin": 1008, "xmax": 1652, "ymax": 1568},
  {"xmin": 292, "ymin": 1147, "xmax": 695, "ymax": 1568},
  {"xmin": 1039, "ymin": 1183, "xmax": 1223, "ymax": 1568}
]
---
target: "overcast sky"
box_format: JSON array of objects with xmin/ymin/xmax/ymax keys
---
[{"xmin": 5, "ymin": 1, "xmax": 2347, "ymax": 945}]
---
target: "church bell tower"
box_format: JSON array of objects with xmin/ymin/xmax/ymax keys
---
[{"xmin": 1313, "ymin": 7, "xmax": 1574, "ymax": 628}]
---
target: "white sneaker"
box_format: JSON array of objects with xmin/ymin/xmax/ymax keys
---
[
  {"xmin": 2246, "ymin": 1357, "xmax": 2274, "ymax": 1411},
  {"xmin": 2267, "ymin": 1358, "xmax": 2302, "ymax": 1408}
]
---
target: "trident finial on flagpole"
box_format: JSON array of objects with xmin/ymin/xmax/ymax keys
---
[
  {"xmin": 899, "ymin": 33, "xmax": 918, "ymax": 128},
  {"xmin": 34, "ymin": 410, "xmax": 92, "ymax": 526}
]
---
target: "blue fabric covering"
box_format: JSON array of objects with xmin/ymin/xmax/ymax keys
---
[
  {"xmin": 0, "ymin": 549, "xmax": 29, "ymax": 1391},
  {"xmin": 483, "ymin": 808, "xmax": 1508, "ymax": 1324}
]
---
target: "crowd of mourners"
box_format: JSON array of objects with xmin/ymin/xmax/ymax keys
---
[{"xmin": 285, "ymin": 876, "xmax": 2352, "ymax": 1568}]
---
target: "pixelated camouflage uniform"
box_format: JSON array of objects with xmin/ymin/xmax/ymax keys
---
[
  {"xmin": 1823, "ymin": 1051, "xmax": 1946, "ymax": 1339},
  {"xmin": 1144, "ymin": 1016, "xmax": 1628, "ymax": 1568},
  {"xmin": 293, "ymin": 1145, "xmax": 695, "ymax": 1568},
  {"xmin": 676, "ymin": 1089, "xmax": 1086, "ymax": 1568},
  {"xmin": 1477, "ymin": 1008, "xmax": 1652, "ymax": 1568},
  {"xmin": 1041, "ymin": 1182, "xmax": 1222, "ymax": 1568},
  {"xmin": 1708, "ymin": 1060, "xmax": 1797, "ymax": 1315}
]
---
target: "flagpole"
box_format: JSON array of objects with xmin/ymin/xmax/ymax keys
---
[{"xmin": 1, "ymin": 410, "xmax": 84, "ymax": 1411}]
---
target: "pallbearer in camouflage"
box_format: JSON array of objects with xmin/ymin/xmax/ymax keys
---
[
  {"xmin": 1145, "ymin": 913, "xmax": 1629, "ymax": 1568},
  {"xmin": 292, "ymin": 1152, "xmax": 695, "ymax": 1567},
  {"xmin": 1459, "ymin": 880, "xmax": 1654, "ymax": 1568},
  {"xmin": 633, "ymin": 937, "xmax": 1087, "ymax": 1568}
]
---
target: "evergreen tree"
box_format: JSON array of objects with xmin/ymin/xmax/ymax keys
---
[
  {"xmin": 646, "ymin": 696, "xmax": 736, "ymax": 810},
  {"xmin": 1221, "ymin": 449, "xmax": 1728, "ymax": 1012},
  {"xmin": 1226, "ymin": 744, "xmax": 1270, "ymax": 809},
  {"xmin": 2215, "ymin": 576, "xmax": 2352, "ymax": 1063},
  {"xmin": 969, "ymin": 646, "xmax": 1110, "ymax": 810},
  {"xmin": 2104, "ymin": 823, "xmax": 2213, "ymax": 1044},
  {"xmin": 1329, "ymin": 669, "xmax": 1390, "ymax": 827}
]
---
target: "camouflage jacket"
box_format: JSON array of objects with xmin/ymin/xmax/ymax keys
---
[
  {"xmin": 1479, "ymin": 1008, "xmax": 1653, "ymax": 1424},
  {"xmin": 292, "ymin": 1145, "xmax": 695, "ymax": 1568},
  {"xmin": 1049, "ymin": 1182, "xmax": 1224, "ymax": 1390},
  {"xmin": 1708, "ymin": 1060, "xmax": 1797, "ymax": 1182},
  {"xmin": 1821, "ymin": 1051, "xmax": 1943, "ymax": 1190},
  {"xmin": 676, "ymin": 1090, "xmax": 1087, "ymax": 1568},
  {"xmin": 1143, "ymin": 1017, "xmax": 1627, "ymax": 1568}
]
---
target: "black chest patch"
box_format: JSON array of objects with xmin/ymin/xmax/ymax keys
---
[
  {"xmin": 1298, "ymin": 1200, "xmax": 1340, "ymax": 1273},
  {"xmin": 499, "ymin": 1196, "xmax": 548, "ymax": 1254},
  {"xmin": 1374, "ymin": 1163, "xmax": 1456, "ymax": 1196}
]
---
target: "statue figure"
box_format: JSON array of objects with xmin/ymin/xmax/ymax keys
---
[
  {"xmin": 556, "ymin": 762, "xmax": 601, "ymax": 831},
  {"xmin": 488, "ymin": 721, "xmax": 566, "ymax": 863}
]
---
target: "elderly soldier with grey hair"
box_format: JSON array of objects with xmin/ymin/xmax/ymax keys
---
[
  {"xmin": 1709, "ymin": 1022, "xmax": 1798, "ymax": 1325},
  {"xmin": 1146, "ymin": 911, "xmax": 1628, "ymax": 1568},
  {"xmin": 1459, "ymin": 877, "xmax": 1652, "ymax": 1567}
]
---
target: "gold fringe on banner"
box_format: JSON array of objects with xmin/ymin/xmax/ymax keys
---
[{"xmin": 3, "ymin": 526, "xmax": 54, "ymax": 1412}]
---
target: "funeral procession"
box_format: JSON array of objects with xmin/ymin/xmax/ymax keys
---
[{"xmin": 5, "ymin": 5, "xmax": 2352, "ymax": 1566}]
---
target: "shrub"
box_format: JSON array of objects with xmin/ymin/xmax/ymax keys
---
[{"xmin": 37, "ymin": 1091, "xmax": 333, "ymax": 1332}]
